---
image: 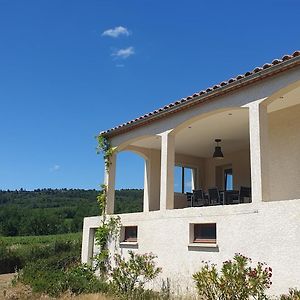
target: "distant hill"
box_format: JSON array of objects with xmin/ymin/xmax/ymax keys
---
[{"xmin": 0, "ymin": 188, "xmax": 143, "ymax": 237}]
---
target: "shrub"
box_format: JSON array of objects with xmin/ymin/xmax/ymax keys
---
[
  {"xmin": 66, "ymin": 263, "xmax": 109, "ymax": 295},
  {"xmin": 111, "ymin": 251, "xmax": 162, "ymax": 297},
  {"xmin": 19, "ymin": 254, "xmax": 71, "ymax": 296},
  {"xmin": 280, "ymin": 289, "xmax": 300, "ymax": 300},
  {"xmin": 0, "ymin": 241, "xmax": 22, "ymax": 274},
  {"xmin": 193, "ymin": 253, "xmax": 272, "ymax": 300},
  {"xmin": 0, "ymin": 233, "xmax": 82, "ymax": 273}
]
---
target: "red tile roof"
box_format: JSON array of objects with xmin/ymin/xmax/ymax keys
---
[{"xmin": 101, "ymin": 50, "xmax": 300, "ymax": 137}]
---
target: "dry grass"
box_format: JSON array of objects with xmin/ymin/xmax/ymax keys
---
[
  {"xmin": 0, "ymin": 274, "xmax": 197, "ymax": 300},
  {"xmin": 71, "ymin": 294, "xmax": 114, "ymax": 300},
  {"xmin": 0, "ymin": 273, "xmax": 113, "ymax": 300}
]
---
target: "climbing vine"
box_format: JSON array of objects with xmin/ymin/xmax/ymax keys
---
[
  {"xmin": 96, "ymin": 134, "xmax": 116, "ymax": 171},
  {"xmin": 94, "ymin": 134, "xmax": 120, "ymax": 276}
]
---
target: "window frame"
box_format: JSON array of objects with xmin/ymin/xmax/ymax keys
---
[
  {"xmin": 123, "ymin": 226, "xmax": 138, "ymax": 243},
  {"xmin": 174, "ymin": 165, "xmax": 197, "ymax": 194},
  {"xmin": 193, "ymin": 223, "xmax": 217, "ymax": 244}
]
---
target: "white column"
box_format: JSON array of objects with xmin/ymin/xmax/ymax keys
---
[
  {"xmin": 249, "ymin": 101, "xmax": 270, "ymax": 202},
  {"xmin": 104, "ymin": 153, "xmax": 116, "ymax": 214},
  {"xmin": 160, "ymin": 130, "xmax": 175, "ymax": 210},
  {"xmin": 143, "ymin": 149, "xmax": 161, "ymax": 212},
  {"xmin": 143, "ymin": 159, "xmax": 150, "ymax": 212}
]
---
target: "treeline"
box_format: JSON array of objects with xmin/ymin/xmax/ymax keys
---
[{"xmin": 0, "ymin": 188, "xmax": 143, "ymax": 237}]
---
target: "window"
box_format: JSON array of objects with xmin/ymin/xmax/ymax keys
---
[
  {"xmin": 174, "ymin": 166, "xmax": 196, "ymax": 193},
  {"xmin": 124, "ymin": 226, "xmax": 138, "ymax": 242},
  {"xmin": 224, "ymin": 168, "xmax": 233, "ymax": 191},
  {"xmin": 193, "ymin": 223, "xmax": 216, "ymax": 244}
]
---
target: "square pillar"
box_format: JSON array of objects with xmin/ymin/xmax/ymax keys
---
[
  {"xmin": 143, "ymin": 149, "xmax": 161, "ymax": 212},
  {"xmin": 143, "ymin": 159, "xmax": 150, "ymax": 212},
  {"xmin": 249, "ymin": 101, "xmax": 270, "ymax": 202},
  {"xmin": 159, "ymin": 130, "xmax": 175, "ymax": 210},
  {"xmin": 104, "ymin": 153, "xmax": 116, "ymax": 214}
]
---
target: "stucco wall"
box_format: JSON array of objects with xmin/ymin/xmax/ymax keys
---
[
  {"xmin": 268, "ymin": 104, "xmax": 300, "ymax": 201},
  {"xmin": 82, "ymin": 199, "xmax": 300, "ymax": 296}
]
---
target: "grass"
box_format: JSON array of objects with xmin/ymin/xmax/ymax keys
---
[
  {"xmin": 0, "ymin": 232, "xmax": 81, "ymax": 246},
  {"xmin": 0, "ymin": 232, "xmax": 82, "ymax": 275}
]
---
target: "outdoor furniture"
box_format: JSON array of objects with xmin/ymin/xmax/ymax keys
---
[
  {"xmin": 208, "ymin": 187, "xmax": 222, "ymax": 205},
  {"xmin": 239, "ymin": 186, "xmax": 252, "ymax": 203},
  {"xmin": 191, "ymin": 189, "xmax": 208, "ymax": 207},
  {"xmin": 224, "ymin": 186, "xmax": 251, "ymax": 204},
  {"xmin": 186, "ymin": 192, "xmax": 193, "ymax": 207},
  {"xmin": 223, "ymin": 190, "xmax": 240, "ymax": 205}
]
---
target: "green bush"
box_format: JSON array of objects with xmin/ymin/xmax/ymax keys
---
[
  {"xmin": 0, "ymin": 241, "xmax": 22, "ymax": 273},
  {"xmin": 193, "ymin": 253, "xmax": 272, "ymax": 300},
  {"xmin": 280, "ymin": 289, "xmax": 300, "ymax": 300},
  {"xmin": 19, "ymin": 260, "xmax": 109, "ymax": 297},
  {"xmin": 111, "ymin": 251, "xmax": 162, "ymax": 298},
  {"xmin": 14, "ymin": 237, "xmax": 109, "ymax": 297},
  {"xmin": 0, "ymin": 233, "xmax": 82, "ymax": 274},
  {"xmin": 18, "ymin": 250, "xmax": 78, "ymax": 296},
  {"xmin": 66, "ymin": 264, "xmax": 109, "ymax": 295}
]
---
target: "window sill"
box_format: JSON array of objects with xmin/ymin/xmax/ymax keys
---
[
  {"xmin": 119, "ymin": 241, "xmax": 138, "ymax": 248},
  {"xmin": 188, "ymin": 243, "xmax": 218, "ymax": 248}
]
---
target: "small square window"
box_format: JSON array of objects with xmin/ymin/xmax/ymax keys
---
[
  {"xmin": 124, "ymin": 226, "xmax": 138, "ymax": 242},
  {"xmin": 193, "ymin": 223, "xmax": 216, "ymax": 244}
]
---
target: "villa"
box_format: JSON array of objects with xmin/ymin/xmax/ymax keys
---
[{"xmin": 82, "ymin": 50, "xmax": 300, "ymax": 295}]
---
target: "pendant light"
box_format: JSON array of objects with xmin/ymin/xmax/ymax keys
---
[{"xmin": 213, "ymin": 139, "xmax": 224, "ymax": 159}]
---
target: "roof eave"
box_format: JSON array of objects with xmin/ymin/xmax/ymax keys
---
[{"xmin": 102, "ymin": 54, "xmax": 300, "ymax": 138}]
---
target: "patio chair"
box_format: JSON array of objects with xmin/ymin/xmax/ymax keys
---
[
  {"xmin": 225, "ymin": 186, "xmax": 251, "ymax": 204},
  {"xmin": 191, "ymin": 189, "xmax": 207, "ymax": 207},
  {"xmin": 186, "ymin": 192, "xmax": 193, "ymax": 207},
  {"xmin": 239, "ymin": 186, "xmax": 251, "ymax": 203},
  {"xmin": 224, "ymin": 190, "xmax": 240, "ymax": 205},
  {"xmin": 208, "ymin": 187, "xmax": 222, "ymax": 205}
]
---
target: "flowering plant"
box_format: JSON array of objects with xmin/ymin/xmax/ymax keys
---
[{"xmin": 193, "ymin": 253, "xmax": 272, "ymax": 300}]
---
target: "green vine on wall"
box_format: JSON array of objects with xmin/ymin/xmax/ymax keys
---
[{"xmin": 94, "ymin": 134, "xmax": 120, "ymax": 276}]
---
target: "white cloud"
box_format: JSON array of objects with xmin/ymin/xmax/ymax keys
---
[
  {"xmin": 102, "ymin": 26, "xmax": 130, "ymax": 38},
  {"xmin": 112, "ymin": 46, "xmax": 135, "ymax": 59},
  {"xmin": 50, "ymin": 164, "xmax": 60, "ymax": 172}
]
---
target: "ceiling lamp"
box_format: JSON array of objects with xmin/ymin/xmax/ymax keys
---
[{"xmin": 213, "ymin": 139, "xmax": 224, "ymax": 159}]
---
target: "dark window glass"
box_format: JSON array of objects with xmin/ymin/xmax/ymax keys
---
[
  {"xmin": 194, "ymin": 223, "xmax": 216, "ymax": 243},
  {"xmin": 124, "ymin": 226, "xmax": 138, "ymax": 242}
]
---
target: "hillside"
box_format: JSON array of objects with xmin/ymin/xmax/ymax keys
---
[{"xmin": 0, "ymin": 189, "xmax": 143, "ymax": 237}]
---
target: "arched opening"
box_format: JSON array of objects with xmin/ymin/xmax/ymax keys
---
[
  {"xmin": 172, "ymin": 107, "xmax": 251, "ymax": 208},
  {"xmin": 124, "ymin": 135, "xmax": 162, "ymax": 212},
  {"xmin": 115, "ymin": 151, "xmax": 145, "ymax": 213},
  {"xmin": 114, "ymin": 134, "xmax": 162, "ymax": 213}
]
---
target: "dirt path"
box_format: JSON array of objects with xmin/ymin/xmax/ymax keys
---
[{"xmin": 0, "ymin": 273, "xmax": 14, "ymax": 290}]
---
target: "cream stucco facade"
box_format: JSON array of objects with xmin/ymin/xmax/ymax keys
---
[{"xmin": 82, "ymin": 54, "xmax": 300, "ymax": 296}]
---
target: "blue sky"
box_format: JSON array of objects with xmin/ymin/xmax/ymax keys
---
[{"xmin": 0, "ymin": 0, "xmax": 299, "ymax": 190}]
